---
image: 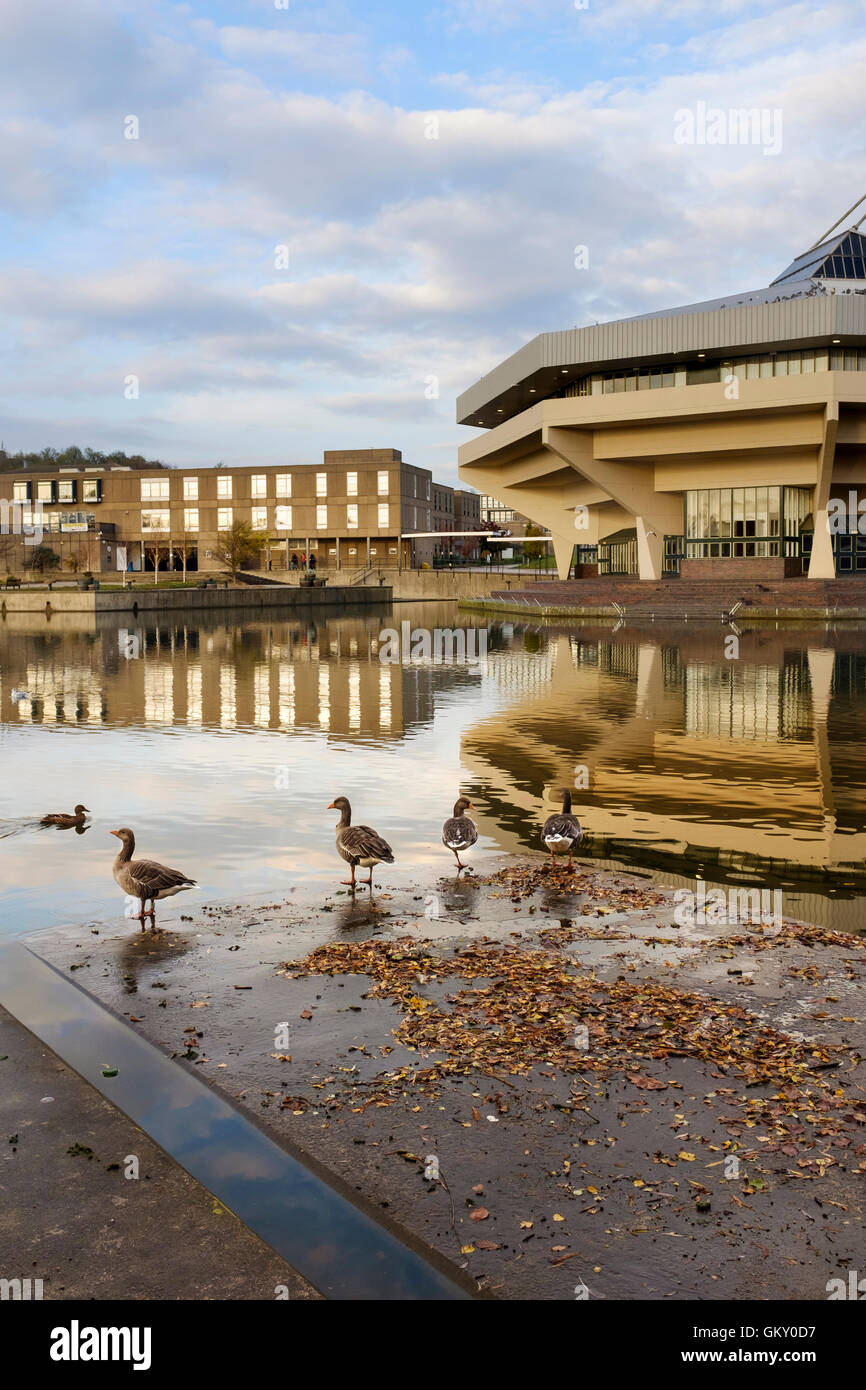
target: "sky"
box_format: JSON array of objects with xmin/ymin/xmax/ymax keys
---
[{"xmin": 0, "ymin": 0, "xmax": 864, "ymax": 484}]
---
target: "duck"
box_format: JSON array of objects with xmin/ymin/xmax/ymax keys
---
[
  {"xmin": 442, "ymin": 796, "xmax": 478, "ymax": 871},
  {"xmin": 110, "ymin": 827, "xmax": 196, "ymax": 929},
  {"xmin": 541, "ymin": 788, "xmax": 583, "ymax": 867},
  {"xmin": 41, "ymin": 804, "xmax": 89, "ymax": 829},
  {"xmin": 328, "ymin": 796, "xmax": 394, "ymax": 890}
]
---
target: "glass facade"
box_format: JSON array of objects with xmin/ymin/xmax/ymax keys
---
[{"xmin": 684, "ymin": 486, "xmax": 812, "ymax": 559}]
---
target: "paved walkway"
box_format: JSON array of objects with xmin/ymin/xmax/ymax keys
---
[{"xmin": 0, "ymin": 1005, "xmax": 319, "ymax": 1301}]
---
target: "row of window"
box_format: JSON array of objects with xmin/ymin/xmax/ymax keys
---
[
  {"xmin": 13, "ymin": 479, "xmax": 102, "ymax": 504},
  {"xmin": 12, "ymin": 471, "xmax": 399, "ymax": 505},
  {"xmin": 685, "ymin": 486, "xmax": 813, "ymax": 540},
  {"xmin": 143, "ymin": 470, "xmax": 391, "ymax": 502},
  {"xmin": 139, "ymin": 504, "xmax": 398, "ymax": 534},
  {"xmin": 569, "ymin": 347, "xmax": 866, "ymax": 397}
]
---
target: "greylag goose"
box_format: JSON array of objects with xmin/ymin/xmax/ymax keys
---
[
  {"xmin": 328, "ymin": 796, "xmax": 394, "ymax": 890},
  {"xmin": 541, "ymin": 788, "xmax": 583, "ymax": 866},
  {"xmin": 41, "ymin": 803, "xmax": 89, "ymax": 828},
  {"xmin": 442, "ymin": 796, "xmax": 477, "ymax": 871},
  {"xmin": 110, "ymin": 827, "xmax": 196, "ymax": 928}
]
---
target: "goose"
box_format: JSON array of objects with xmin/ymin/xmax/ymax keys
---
[
  {"xmin": 41, "ymin": 803, "xmax": 89, "ymax": 829},
  {"xmin": 328, "ymin": 796, "xmax": 394, "ymax": 890},
  {"xmin": 442, "ymin": 796, "xmax": 478, "ymax": 871},
  {"xmin": 541, "ymin": 788, "xmax": 583, "ymax": 867},
  {"xmin": 110, "ymin": 827, "xmax": 196, "ymax": 928}
]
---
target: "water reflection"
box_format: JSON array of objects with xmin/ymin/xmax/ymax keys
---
[{"xmin": 1, "ymin": 605, "xmax": 865, "ymax": 936}]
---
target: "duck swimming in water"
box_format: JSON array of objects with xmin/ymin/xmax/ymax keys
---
[{"xmin": 41, "ymin": 804, "xmax": 89, "ymax": 829}]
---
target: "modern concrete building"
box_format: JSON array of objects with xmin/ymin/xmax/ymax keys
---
[
  {"xmin": 0, "ymin": 449, "xmax": 439, "ymax": 577},
  {"xmin": 458, "ymin": 224, "xmax": 866, "ymax": 581}
]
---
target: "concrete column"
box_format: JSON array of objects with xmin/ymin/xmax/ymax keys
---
[
  {"xmin": 808, "ymin": 404, "xmax": 839, "ymax": 580},
  {"xmin": 635, "ymin": 518, "xmax": 664, "ymax": 581},
  {"xmin": 551, "ymin": 532, "xmax": 575, "ymax": 579}
]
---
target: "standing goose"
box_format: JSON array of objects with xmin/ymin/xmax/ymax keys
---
[
  {"xmin": 442, "ymin": 796, "xmax": 478, "ymax": 871},
  {"xmin": 110, "ymin": 827, "xmax": 196, "ymax": 929},
  {"xmin": 328, "ymin": 796, "xmax": 394, "ymax": 890},
  {"xmin": 541, "ymin": 788, "xmax": 583, "ymax": 867},
  {"xmin": 41, "ymin": 803, "xmax": 89, "ymax": 829}
]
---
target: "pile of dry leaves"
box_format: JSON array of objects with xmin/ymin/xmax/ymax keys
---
[{"xmin": 281, "ymin": 939, "xmax": 862, "ymax": 1145}]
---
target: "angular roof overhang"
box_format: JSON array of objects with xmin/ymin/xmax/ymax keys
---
[{"xmin": 457, "ymin": 295, "xmax": 866, "ymax": 428}]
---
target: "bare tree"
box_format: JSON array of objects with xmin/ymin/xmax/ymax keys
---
[
  {"xmin": 143, "ymin": 531, "xmax": 171, "ymax": 583},
  {"xmin": 213, "ymin": 519, "xmax": 263, "ymax": 581}
]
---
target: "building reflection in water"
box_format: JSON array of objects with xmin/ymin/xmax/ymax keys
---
[{"xmin": 2, "ymin": 607, "xmax": 866, "ymax": 932}]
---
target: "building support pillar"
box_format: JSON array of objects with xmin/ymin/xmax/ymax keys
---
[
  {"xmin": 808, "ymin": 404, "xmax": 839, "ymax": 580},
  {"xmin": 635, "ymin": 518, "xmax": 665, "ymax": 581},
  {"xmin": 551, "ymin": 532, "xmax": 576, "ymax": 580}
]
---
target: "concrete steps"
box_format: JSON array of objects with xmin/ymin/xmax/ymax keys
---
[{"xmin": 486, "ymin": 577, "xmax": 866, "ymax": 619}]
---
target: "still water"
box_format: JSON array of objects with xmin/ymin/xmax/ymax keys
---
[{"xmin": 1, "ymin": 601, "xmax": 865, "ymax": 936}]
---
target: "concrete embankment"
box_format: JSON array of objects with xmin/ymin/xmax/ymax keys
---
[{"xmin": 0, "ymin": 584, "xmax": 392, "ymax": 616}]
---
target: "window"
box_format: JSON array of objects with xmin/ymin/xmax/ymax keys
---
[
  {"xmin": 347, "ymin": 504, "xmax": 358, "ymax": 529},
  {"xmin": 183, "ymin": 508, "xmax": 199, "ymax": 532},
  {"xmin": 426, "ymin": 479, "xmax": 431, "ymax": 500},
  {"xmin": 218, "ymin": 507, "xmax": 233, "ymax": 529},
  {"xmin": 141, "ymin": 509, "xmax": 170, "ymax": 532},
  {"xmin": 217, "ymin": 476, "xmax": 233, "ymax": 499},
  {"xmin": 426, "ymin": 509, "xmax": 431, "ymax": 529},
  {"xmin": 37, "ymin": 480, "xmax": 56, "ymax": 503},
  {"xmin": 316, "ymin": 504, "xmax": 327, "ymax": 529},
  {"xmin": 251, "ymin": 475, "xmax": 267, "ymax": 498},
  {"xmin": 141, "ymin": 477, "xmax": 169, "ymax": 501},
  {"xmin": 378, "ymin": 470, "xmax": 388, "ymax": 495},
  {"xmin": 58, "ymin": 479, "xmax": 76, "ymax": 503},
  {"xmin": 82, "ymin": 479, "xmax": 102, "ymax": 502},
  {"xmin": 275, "ymin": 474, "xmax": 291, "ymax": 497},
  {"xmin": 316, "ymin": 473, "xmax": 327, "ymax": 497},
  {"xmin": 275, "ymin": 505, "xmax": 292, "ymax": 530},
  {"xmin": 378, "ymin": 503, "xmax": 389, "ymax": 527},
  {"xmin": 47, "ymin": 512, "xmax": 61, "ymax": 532},
  {"xmin": 12, "ymin": 481, "xmax": 30, "ymax": 502},
  {"xmin": 346, "ymin": 471, "xmax": 358, "ymax": 496},
  {"xmin": 413, "ymin": 476, "xmax": 417, "ymax": 498},
  {"xmin": 183, "ymin": 477, "xmax": 198, "ymax": 500},
  {"xmin": 251, "ymin": 507, "xmax": 268, "ymax": 530}
]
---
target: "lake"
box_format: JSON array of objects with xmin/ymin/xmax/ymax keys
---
[{"xmin": 1, "ymin": 600, "xmax": 864, "ymax": 936}]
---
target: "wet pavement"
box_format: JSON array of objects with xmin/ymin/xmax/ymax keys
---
[
  {"xmin": 21, "ymin": 857, "xmax": 866, "ymax": 1301},
  {"xmin": 0, "ymin": 1003, "xmax": 319, "ymax": 1301}
]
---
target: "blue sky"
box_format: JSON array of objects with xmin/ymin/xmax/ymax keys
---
[{"xmin": 0, "ymin": 0, "xmax": 864, "ymax": 482}]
